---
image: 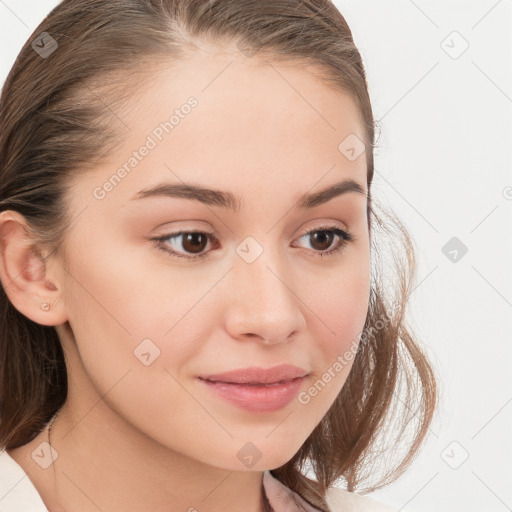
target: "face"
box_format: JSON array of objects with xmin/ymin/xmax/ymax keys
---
[{"xmin": 53, "ymin": 49, "xmax": 371, "ymax": 471}]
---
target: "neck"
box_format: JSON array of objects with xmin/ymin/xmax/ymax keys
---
[{"xmin": 10, "ymin": 402, "xmax": 269, "ymax": 512}]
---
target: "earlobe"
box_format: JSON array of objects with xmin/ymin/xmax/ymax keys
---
[{"xmin": 0, "ymin": 210, "xmax": 68, "ymax": 326}]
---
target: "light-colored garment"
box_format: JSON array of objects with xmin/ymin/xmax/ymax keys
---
[
  {"xmin": 0, "ymin": 448, "xmax": 400, "ymax": 512},
  {"xmin": 0, "ymin": 449, "xmax": 47, "ymax": 512},
  {"xmin": 263, "ymin": 470, "xmax": 402, "ymax": 512}
]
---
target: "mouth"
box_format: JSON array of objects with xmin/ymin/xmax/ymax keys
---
[
  {"xmin": 199, "ymin": 377, "xmax": 303, "ymax": 386},
  {"xmin": 198, "ymin": 364, "xmax": 309, "ymax": 385},
  {"xmin": 197, "ymin": 375, "xmax": 307, "ymax": 412}
]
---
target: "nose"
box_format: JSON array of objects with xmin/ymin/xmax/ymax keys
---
[{"xmin": 223, "ymin": 249, "xmax": 306, "ymax": 345}]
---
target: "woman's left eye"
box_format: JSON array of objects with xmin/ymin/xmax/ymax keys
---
[
  {"xmin": 151, "ymin": 225, "xmax": 354, "ymax": 261},
  {"xmin": 294, "ymin": 225, "xmax": 354, "ymax": 257}
]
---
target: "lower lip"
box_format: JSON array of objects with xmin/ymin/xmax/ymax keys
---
[{"xmin": 198, "ymin": 376, "xmax": 306, "ymax": 412}]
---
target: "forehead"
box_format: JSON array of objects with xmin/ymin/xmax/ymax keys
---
[
  {"xmin": 75, "ymin": 50, "xmax": 368, "ymax": 214},
  {"xmin": 120, "ymin": 49, "xmax": 364, "ymax": 144}
]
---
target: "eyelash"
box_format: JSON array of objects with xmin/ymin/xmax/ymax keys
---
[{"xmin": 151, "ymin": 224, "xmax": 355, "ymax": 261}]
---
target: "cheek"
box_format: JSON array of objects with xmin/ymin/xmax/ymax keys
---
[
  {"xmin": 61, "ymin": 232, "xmax": 215, "ymax": 399},
  {"xmin": 308, "ymin": 245, "xmax": 370, "ymax": 341},
  {"xmin": 320, "ymin": 276, "xmax": 370, "ymax": 349},
  {"xmin": 298, "ymin": 250, "xmax": 370, "ymax": 398},
  {"xmin": 61, "ymin": 258, "xmax": 206, "ymax": 445}
]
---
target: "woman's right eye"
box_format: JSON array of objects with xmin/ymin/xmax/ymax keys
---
[{"xmin": 151, "ymin": 231, "xmax": 219, "ymax": 260}]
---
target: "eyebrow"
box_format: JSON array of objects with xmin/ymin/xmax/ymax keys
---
[{"xmin": 130, "ymin": 179, "xmax": 367, "ymax": 213}]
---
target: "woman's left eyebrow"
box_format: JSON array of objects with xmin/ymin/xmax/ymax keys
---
[{"xmin": 129, "ymin": 178, "xmax": 367, "ymax": 214}]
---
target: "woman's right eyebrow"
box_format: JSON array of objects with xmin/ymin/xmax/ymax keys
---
[
  {"xmin": 130, "ymin": 182, "xmax": 242, "ymax": 212},
  {"xmin": 129, "ymin": 178, "xmax": 367, "ymax": 214}
]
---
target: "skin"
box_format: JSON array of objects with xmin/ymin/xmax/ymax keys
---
[{"xmin": 0, "ymin": 46, "xmax": 370, "ymax": 512}]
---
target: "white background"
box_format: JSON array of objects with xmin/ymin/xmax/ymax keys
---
[{"xmin": 0, "ymin": 1, "xmax": 511, "ymax": 511}]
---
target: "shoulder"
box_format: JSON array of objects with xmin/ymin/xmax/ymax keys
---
[
  {"xmin": 0, "ymin": 449, "xmax": 49, "ymax": 511},
  {"xmin": 325, "ymin": 485, "xmax": 402, "ymax": 512}
]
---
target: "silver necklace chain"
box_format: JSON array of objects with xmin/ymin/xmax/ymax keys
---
[{"xmin": 47, "ymin": 408, "xmax": 61, "ymax": 449}]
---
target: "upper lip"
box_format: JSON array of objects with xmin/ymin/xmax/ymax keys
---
[{"xmin": 199, "ymin": 364, "xmax": 309, "ymax": 385}]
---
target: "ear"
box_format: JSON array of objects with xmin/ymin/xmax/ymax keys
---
[{"xmin": 0, "ymin": 210, "xmax": 68, "ymax": 326}]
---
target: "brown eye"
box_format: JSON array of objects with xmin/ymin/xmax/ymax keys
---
[
  {"xmin": 152, "ymin": 230, "xmax": 217, "ymax": 260},
  {"xmin": 294, "ymin": 225, "xmax": 354, "ymax": 259},
  {"xmin": 308, "ymin": 230, "xmax": 335, "ymax": 252},
  {"xmin": 181, "ymin": 232, "xmax": 208, "ymax": 254}
]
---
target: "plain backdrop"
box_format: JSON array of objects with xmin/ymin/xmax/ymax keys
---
[{"xmin": 0, "ymin": 1, "xmax": 511, "ymax": 511}]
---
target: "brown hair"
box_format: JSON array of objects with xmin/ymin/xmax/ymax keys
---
[{"xmin": 0, "ymin": 1, "xmax": 437, "ymax": 510}]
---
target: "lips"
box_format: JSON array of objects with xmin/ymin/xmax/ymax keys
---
[
  {"xmin": 199, "ymin": 364, "xmax": 309, "ymax": 385},
  {"xmin": 198, "ymin": 375, "xmax": 307, "ymax": 412}
]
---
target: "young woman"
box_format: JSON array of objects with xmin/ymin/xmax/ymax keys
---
[{"xmin": 0, "ymin": 1, "xmax": 437, "ymax": 511}]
